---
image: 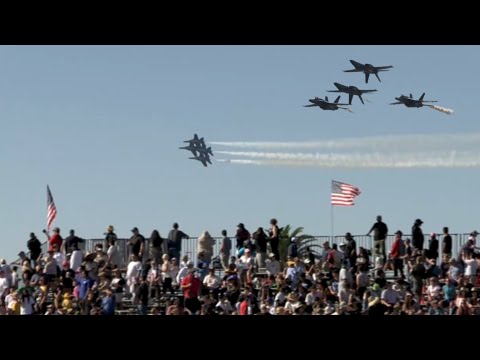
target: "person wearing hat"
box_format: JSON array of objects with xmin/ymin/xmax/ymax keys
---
[
  {"xmin": 266, "ymin": 252, "xmax": 280, "ymax": 276},
  {"xmin": 389, "ymin": 231, "xmax": 406, "ymax": 278},
  {"xmin": 16, "ymin": 251, "xmax": 31, "ymax": 266},
  {"xmin": 288, "ymin": 236, "xmax": 298, "ymax": 258},
  {"xmin": 103, "ymin": 226, "xmax": 117, "ymax": 253},
  {"xmin": 180, "ymin": 267, "xmax": 202, "ymax": 314},
  {"xmin": 411, "ymin": 219, "xmax": 425, "ymax": 251},
  {"xmin": 43, "ymin": 227, "xmax": 63, "ymax": 253}
]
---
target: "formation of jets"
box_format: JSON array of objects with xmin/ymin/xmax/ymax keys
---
[
  {"xmin": 180, "ymin": 134, "xmax": 213, "ymax": 167},
  {"xmin": 184, "ymin": 60, "xmax": 447, "ymax": 168},
  {"xmin": 305, "ymin": 59, "xmax": 441, "ymax": 111}
]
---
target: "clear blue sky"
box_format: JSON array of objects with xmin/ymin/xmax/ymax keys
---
[{"xmin": 1, "ymin": 45, "xmax": 479, "ymax": 262}]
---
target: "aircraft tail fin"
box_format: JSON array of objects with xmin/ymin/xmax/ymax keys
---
[
  {"xmin": 325, "ymin": 96, "xmax": 329, "ymax": 102},
  {"xmin": 334, "ymin": 96, "xmax": 340, "ymax": 103},
  {"xmin": 358, "ymin": 94, "xmax": 365, "ymax": 105},
  {"xmin": 350, "ymin": 60, "xmax": 363, "ymax": 69},
  {"xmin": 365, "ymin": 73, "xmax": 370, "ymax": 83},
  {"xmin": 419, "ymin": 93, "xmax": 425, "ymax": 101},
  {"xmin": 374, "ymin": 73, "xmax": 381, "ymax": 82}
]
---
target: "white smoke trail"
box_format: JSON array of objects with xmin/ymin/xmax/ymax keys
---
[
  {"xmin": 429, "ymin": 105, "xmax": 454, "ymax": 115},
  {"xmin": 209, "ymin": 132, "xmax": 479, "ymax": 151},
  {"xmin": 216, "ymin": 150, "xmax": 480, "ymax": 168}
]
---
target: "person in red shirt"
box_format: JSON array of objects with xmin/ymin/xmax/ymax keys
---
[
  {"xmin": 389, "ymin": 230, "xmax": 406, "ymax": 278},
  {"xmin": 181, "ymin": 268, "xmax": 202, "ymax": 314},
  {"xmin": 238, "ymin": 294, "xmax": 252, "ymax": 315},
  {"xmin": 43, "ymin": 227, "xmax": 63, "ymax": 253}
]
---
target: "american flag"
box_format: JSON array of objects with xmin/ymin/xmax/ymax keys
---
[
  {"xmin": 331, "ymin": 180, "xmax": 361, "ymax": 206},
  {"xmin": 47, "ymin": 185, "xmax": 57, "ymax": 231}
]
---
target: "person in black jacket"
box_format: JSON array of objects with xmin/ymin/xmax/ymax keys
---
[
  {"xmin": 411, "ymin": 219, "xmax": 425, "ymax": 251},
  {"xmin": 367, "ymin": 215, "xmax": 388, "ymax": 262},
  {"xmin": 428, "ymin": 232, "xmax": 439, "ymax": 262},
  {"xmin": 27, "ymin": 233, "xmax": 42, "ymax": 267}
]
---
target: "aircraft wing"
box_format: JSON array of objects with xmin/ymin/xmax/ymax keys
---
[
  {"xmin": 375, "ymin": 65, "xmax": 393, "ymax": 70},
  {"xmin": 389, "ymin": 102, "xmax": 402, "ymax": 105},
  {"xmin": 327, "ymin": 90, "xmax": 342, "ymax": 93}
]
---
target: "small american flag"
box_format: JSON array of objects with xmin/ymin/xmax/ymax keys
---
[
  {"xmin": 331, "ymin": 180, "xmax": 361, "ymax": 206},
  {"xmin": 47, "ymin": 185, "xmax": 57, "ymax": 231}
]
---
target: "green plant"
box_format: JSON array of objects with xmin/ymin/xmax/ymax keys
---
[{"xmin": 277, "ymin": 225, "xmax": 317, "ymax": 267}]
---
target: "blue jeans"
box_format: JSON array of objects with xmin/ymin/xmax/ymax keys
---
[{"xmin": 138, "ymin": 304, "xmax": 148, "ymax": 315}]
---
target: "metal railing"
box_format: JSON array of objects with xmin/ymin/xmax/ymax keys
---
[{"xmin": 13, "ymin": 233, "xmax": 471, "ymax": 268}]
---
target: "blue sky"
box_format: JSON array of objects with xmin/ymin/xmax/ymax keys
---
[{"xmin": 1, "ymin": 45, "xmax": 479, "ymax": 261}]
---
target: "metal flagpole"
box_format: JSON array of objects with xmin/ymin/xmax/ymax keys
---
[{"xmin": 331, "ymin": 204, "xmax": 334, "ymax": 245}]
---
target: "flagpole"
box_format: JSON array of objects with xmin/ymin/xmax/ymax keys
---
[{"xmin": 331, "ymin": 204, "xmax": 334, "ymax": 244}]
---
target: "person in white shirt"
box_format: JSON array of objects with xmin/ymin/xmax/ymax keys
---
[
  {"xmin": 305, "ymin": 286, "xmax": 317, "ymax": 306},
  {"xmin": 0, "ymin": 259, "xmax": 12, "ymax": 287},
  {"xmin": 107, "ymin": 239, "xmax": 122, "ymax": 268},
  {"xmin": 126, "ymin": 255, "xmax": 142, "ymax": 302},
  {"xmin": 215, "ymin": 294, "xmax": 234, "ymax": 313},
  {"xmin": 0, "ymin": 270, "xmax": 9, "ymax": 299},
  {"xmin": 274, "ymin": 288, "xmax": 286, "ymax": 308},
  {"xmin": 203, "ymin": 268, "xmax": 221, "ymax": 292},
  {"xmin": 53, "ymin": 246, "xmax": 66, "ymax": 271},
  {"xmin": 70, "ymin": 245, "xmax": 84, "ymax": 272},
  {"xmin": 147, "ymin": 259, "xmax": 162, "ymax": 299},
  {"xmin": 266, "ymin": 253, "xmax": 280, "ymax": 276},
  {"xmin": 176, "ymin": 261, "xmax": 193, "ymax": 284},
  {"xmin": 339, "ymin": 261, "xmax": 353, "ymax": 287},
  {"xmin": 463, "ymin": 252, "xmax": 478, "ymax": 285},
  {"xmin": 381, "ymin": 282, "xmax": 401, "ymax": 310},
  {"xmin": 19, "ymin": 289, "xmax": 36, "ymax": 315}
]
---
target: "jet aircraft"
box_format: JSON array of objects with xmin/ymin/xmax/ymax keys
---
[
  {"xmin": 390, "ymin": 93, "xmax": 438, "ymax": 108},
  {"xmin": 343, "ymin": 60, "xmax": 393, "ymax": 83},
  {"xmin": 181, "ymin": 134, "xmax": 213, "ymax": 167},
  {"xmin": 327, "ymin": 83, "xmax": 377, "ymax": 105},
  {"xmin": 190, "ymin": 154, "xmax": 212, "ymax": 167},
  {"xmin": 303, "ymin": 96, "xmax": 350, "ymax": 111}
]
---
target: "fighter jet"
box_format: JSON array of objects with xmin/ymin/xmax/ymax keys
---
[
  {"xmin": 343, "ymin": 60, "xmax": 393, "ymax": 83},
  {"xmin": 179, "ymin": 144, "xmax": 199, "ymax": 156},
  {"xmin": 183, "ymin": 133, "xmax": 204, "ymax": 146},
  {"xmin": 196, "ymin": 142, "xmax": 214, "ymax": 157},
  {"xmin": 327, "ymin": 83, "xmax": 377, "ymax": 105},
  {"xmin": 303, "ymin": 96, "xmax": 350, "ymax": 111},
  {"xmin": 181, "ymin": 134, "xmax": 214, "ymax": 167},
  {"xmin": 390, "ymin": 93, "xmax": 438, "ymax": 108},
  {"xmin": 190, "ymin": 153, "xmax": 212, "ymax": 167}
]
